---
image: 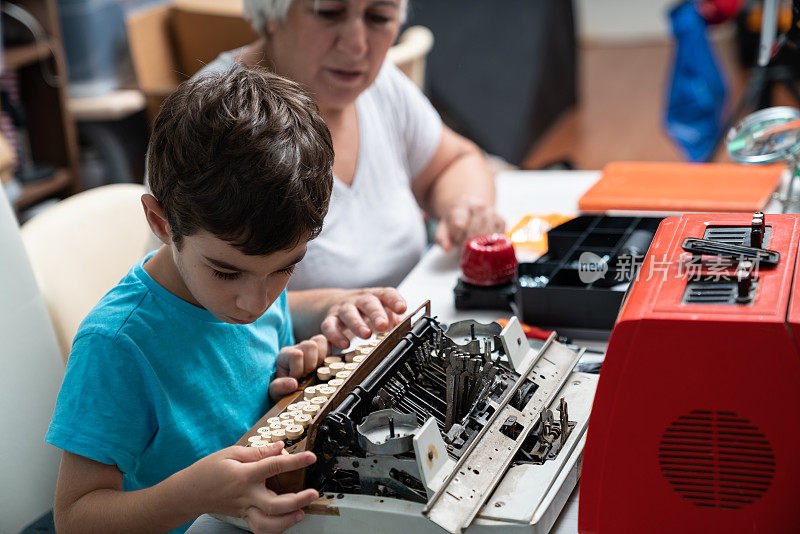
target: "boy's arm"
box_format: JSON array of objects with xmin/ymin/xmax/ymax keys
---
[
  {"xmin": 54, "ymin": 452, "xmax": 195, "ymax": 533},
  {"xmin": 55, "ymin": 444, "xmax": 318, "ymax": 534},
  {"xmin": 288, "ymin": 288, "xmax": 407, "ymax": 349}
]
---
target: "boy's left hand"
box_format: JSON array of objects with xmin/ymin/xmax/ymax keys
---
[
  {"xmin": 321, "ymin": 288, "xmax": 407, "ymax": 349},
  {"xmin": 269, "ymin": 334, "xmax": 329, "ymax": 401}
]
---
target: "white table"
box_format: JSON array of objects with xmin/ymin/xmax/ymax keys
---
[{"xmin": 187, "ymin": 170, "xmax": 603, "ymax": 534}]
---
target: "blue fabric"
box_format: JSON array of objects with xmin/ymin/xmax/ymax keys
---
[
  {"xmin": 665, "ymin": 1, "xmax": 728, "ymax": 162},
  {"xmin": 46, "ymin": 251, "xmax": 294, "ymax": 533}
]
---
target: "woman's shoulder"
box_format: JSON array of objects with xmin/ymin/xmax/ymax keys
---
[
  {"xmin": 193, "ymin": 43, "xmax": 258, "ymax": 80},
  {"xmin": 193, "ymin": 50, "xmax": 239, "ymax": 79}
]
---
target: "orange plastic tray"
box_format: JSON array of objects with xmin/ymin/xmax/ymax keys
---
[{"xmin": 578, "ymin": 161, "xmax": 783, "ymax": 213}]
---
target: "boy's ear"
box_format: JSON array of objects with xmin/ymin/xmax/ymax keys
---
[{"xmin": 141, "ymin": 194, "xmax": 172, "ymax": 246}]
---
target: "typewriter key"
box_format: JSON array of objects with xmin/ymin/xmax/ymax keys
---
[
  {"xmin": 302, "ymin": 404, "xmax": 320, "ymax": 416},
  {"xmin": 294, "ymin": 413, "xmax": 312, "ymax": 427},
  {"xmin": 285, "ymin": 425, "xmax": 304, "ymax": 441},
  {"xmin": 317, "ymin": 366, "xmax": 332, "ymax": 381},
  {"xmin": 317, "ymin": 386, "xmax": 336, "ymax": 398}
]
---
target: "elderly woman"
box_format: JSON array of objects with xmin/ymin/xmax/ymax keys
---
[{"xmin": 198, "ymin": 0, "xmax": 504, "ymax": 346}]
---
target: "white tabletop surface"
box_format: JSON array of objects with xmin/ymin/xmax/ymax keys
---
[{"xmin": 187, "ymin": 170, "xmax": 603, "ymax": 534}]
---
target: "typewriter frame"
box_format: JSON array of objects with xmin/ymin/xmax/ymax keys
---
[{"xmin": 229, "ymin": 302, "xmax": 598, "ymax": 534}]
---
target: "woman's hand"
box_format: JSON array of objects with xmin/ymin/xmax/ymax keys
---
[
  {"xmin": 321, "ymin": 288, "xmax": 407, "ymax": 349},
  {"xmin": 434, "ymin": 198, "xmax": 506, "ymax": 253},
  {"xmin": 269, "ymin": 335, "xmax": 329, "ymax": 401}
]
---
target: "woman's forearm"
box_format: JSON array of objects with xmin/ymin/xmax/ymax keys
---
[
  {"xmin": 412, "ymin": 126, "xmax": 496, "ymax": 218},
  {"xmin": 424, "ymin": 143, "xmax": 496, "ymax": 219},
  {"xmin": 412, "ymin": 128, "xmax": 503, "ymax": 252}
]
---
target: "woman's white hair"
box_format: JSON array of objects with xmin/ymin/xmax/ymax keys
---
[{"xmin": 243, "ymin": 0, "xmax": 408, "ymax": 34}]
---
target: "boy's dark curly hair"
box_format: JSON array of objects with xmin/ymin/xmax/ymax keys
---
[{"xmin": 147, "ymin": 64, "xmax": 334, "ymax": 255}]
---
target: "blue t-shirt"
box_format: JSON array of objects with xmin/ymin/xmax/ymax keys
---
[{"xmin": 46, "ymin": 252, "xmax": 294, "ymax": 531}]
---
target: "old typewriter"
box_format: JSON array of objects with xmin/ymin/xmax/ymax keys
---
[{"xmin": 227, "ymin": 302, "xmax": 598, "ymax": 534}]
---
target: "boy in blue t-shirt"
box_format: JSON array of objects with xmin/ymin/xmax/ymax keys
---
[{"xmin": 46, "ymin": 66, "xmax": 406, "ymax": 534}]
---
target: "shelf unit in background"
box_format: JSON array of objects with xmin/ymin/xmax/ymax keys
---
[{"xmin": 2, "ymin": 0, "xmax": 80, "ymax": 212}]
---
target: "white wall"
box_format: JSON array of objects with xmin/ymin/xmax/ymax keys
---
[{"xmin": 575, "ymin": 0, "xmax": 675, "ymax": 42}]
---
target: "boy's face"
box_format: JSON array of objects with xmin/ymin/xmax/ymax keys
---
[{"xmin": 170, "ymin": 230, "xmax": 307, "ymax": 325}]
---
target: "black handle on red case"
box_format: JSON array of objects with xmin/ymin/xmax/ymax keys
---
[{"xmin": 680, "ymin": 237, "xmax": 780, "ymax": 266}]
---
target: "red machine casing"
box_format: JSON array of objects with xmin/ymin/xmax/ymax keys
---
[{"xmin": 578, "ymin": 213, "xmax": 800, "ymax": 534}]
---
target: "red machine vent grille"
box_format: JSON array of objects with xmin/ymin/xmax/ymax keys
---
[{"xmin": 658, "ymin": 410, "xmax": 774, "ymax": 509}]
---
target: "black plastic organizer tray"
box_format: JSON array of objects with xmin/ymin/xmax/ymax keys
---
[{"xmin": 515, "ymin": 215, "xmax": 663, "ymax": 339}]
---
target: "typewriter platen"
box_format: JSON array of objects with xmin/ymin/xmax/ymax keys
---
[{"xmin": 230, "ymin": 303, "xmax": 597, "ymax": 534}]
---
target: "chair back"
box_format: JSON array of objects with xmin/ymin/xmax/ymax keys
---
[
  {"xmin": 21, "ymin": 184, "xmax": 153, "ymax": 361},
  {"xmin": 387, "ymin": 25, "xmax": 435, "ymax": 89}
]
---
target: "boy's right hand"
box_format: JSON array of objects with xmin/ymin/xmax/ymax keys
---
[
  {"xmin": 185, "ymin": 442, "xmax": 318, "ymax": 533},
  {"xmin": 269, "ymin": 334, "xmax": 330, "ymax": 401}
]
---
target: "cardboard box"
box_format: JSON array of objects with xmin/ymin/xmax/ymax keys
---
[{"xmin": 126, "ymin": 0, "xmax": 258, "ymax": 121}]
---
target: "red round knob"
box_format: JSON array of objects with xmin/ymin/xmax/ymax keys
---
[{"xmin": 460, "ymin": 233, "xmax": 518, "ymax": 286}]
